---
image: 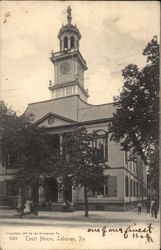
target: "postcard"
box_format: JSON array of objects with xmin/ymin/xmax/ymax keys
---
[{"xmin": 0, "ymin": 1, "xmax": 160, "ymax": 250}]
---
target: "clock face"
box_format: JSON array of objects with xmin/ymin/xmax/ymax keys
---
[
  {"xmin": 60, "ymin": 62, "xmax": 70, "ymax": 74},
  {"xmin": 48, "ymin": 117, "xmax": 55, "ymax": 125}
]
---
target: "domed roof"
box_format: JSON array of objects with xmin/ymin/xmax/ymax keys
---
[
  {"xmin": 58, "ymin": 23, "xmax": 81, "ymax": 39},
  {"xmin": 58, "ymin": 6, "xmax": 81, "ymax": 39}
]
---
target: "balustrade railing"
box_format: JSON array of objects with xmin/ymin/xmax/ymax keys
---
[{"xmin": 51, "ymin": 48, "xmax": 78, "ymax": 58}]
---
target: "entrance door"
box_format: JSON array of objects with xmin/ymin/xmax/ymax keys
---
[
  {"xmin": 64, "ymin": 177, "xmax": 72, "ymax": 202},
  {"xmin": 45, "ymin": 178, "xmax": 58, "ymax": 202}
]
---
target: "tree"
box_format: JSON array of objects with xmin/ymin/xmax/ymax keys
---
[
  {"xmin": 57, "ymin": 127, "xmax": 105, "ymax": 217},
  {"xmin": 0, "ymin": 100, "xmax": 29, "ymax": 168},
  {"xmin": 147, "ymin": 143, "xmax": 159, "ymax": 193},
  {"xmin": 14, "ymin": 127, "xmax": 58, "ymax": 202},
  {"xmin": 0, "ymin": 101, "xmax": 57, "ymax": 202},
  {"xmin": 109, "ymin": 36, "xmax": 159, "ymax": 191}
]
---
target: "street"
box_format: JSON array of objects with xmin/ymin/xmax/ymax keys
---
[{"xmin": 0, "ymin": 207, "xmax": 159, "ymax": 226}]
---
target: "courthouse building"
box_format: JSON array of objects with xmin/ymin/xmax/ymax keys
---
[{"xmin": 0, "ymin": 7, "xmax": 147, "ymax": 211}]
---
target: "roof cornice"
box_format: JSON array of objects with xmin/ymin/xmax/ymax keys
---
[{"xmin": 34, "ymin": 112, "xmax": 78, "ymax": 126}]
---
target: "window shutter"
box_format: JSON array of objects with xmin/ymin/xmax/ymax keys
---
[{"xmin": 108, "ymin": 176, "xmax": 117, "ymax": 196}]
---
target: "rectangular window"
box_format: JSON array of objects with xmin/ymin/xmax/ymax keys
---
[
  {"xmin": 125, "ymin": 176, "xmax": 129, "ymax": 197},
  {"xmin": 137, "ymin": 183, "xmax": 139, "ymax": 197},
  {"xmin": 92, "ymin": 136, "xmax": 108, "ymax": 162},
  {"xmin": 135, "ymin": 182, "xmax": 137, "ymax": 197},
  {"xmin": 130, "ymin": 179, "xmax": 132, "ymax": 196},
  {"xmin": 133, "ymin": 181, "xmax": 135, "ymax": 196},
  {"xmin": 92, "ymin": 176, "xmax": 117, "ymax": 197},
  {"xmin": 92, "ymin": 176, "xmax": 108, "ymax": 196}
]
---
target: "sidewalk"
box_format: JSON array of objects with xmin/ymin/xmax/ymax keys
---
[{"xmin": 0, "ymin": 207, "xmax": 159, "ymax": 223}]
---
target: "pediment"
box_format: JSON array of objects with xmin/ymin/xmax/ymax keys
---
[{"xmin": 34, "ymin": 112, "xmax": 77, "ymax": 128}]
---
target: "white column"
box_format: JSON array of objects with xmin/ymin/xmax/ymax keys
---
[
  {"xmin": 59, "ymin": 133, "xmax": 63, "ymax": 153},
  {"xmin": 72, "ymin": 188, "xmax": 77, "ymax": 203},
  {"xmin": 58, "ymin": 179, "xmax": 64, "ymax": 203},
  {"xmin": 39, "ymin": 186, "xmax": 46, "ymax": 204}
]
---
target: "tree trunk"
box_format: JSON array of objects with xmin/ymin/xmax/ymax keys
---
[
  {"xmin": 32, "ymin": 180, "xmax": 39, "ymax": 215},
  {"xmin": 84, "ymin": 185, "xmax": 89, "ymax": 217}
]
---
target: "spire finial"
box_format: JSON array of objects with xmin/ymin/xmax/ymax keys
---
[{"xmin": 67, "ymin": 6, "xmax": 72, "ymax": 24}]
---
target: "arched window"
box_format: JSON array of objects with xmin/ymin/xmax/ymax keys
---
[
  {"xmin": 92, "ymin": 130, "xmax": 108, "ymax": 162},
  {"xmin": 64, "ymin": 36, "xmax": 68, "ymax": 50},
  {"xmin": 71, "ymin": 36, "xmax": 75, "ymax": 49},
  {"xmin": 125, "ymin": 176, "xmax": 129, "ymax": 197}
]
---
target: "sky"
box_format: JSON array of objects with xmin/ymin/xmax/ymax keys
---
[{"xmin": 0, "ymin": 1, "xmax": 160, "ymax": 114}]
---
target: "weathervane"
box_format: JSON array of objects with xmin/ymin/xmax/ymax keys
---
[{"xmin": 67, "ymin": 6, "xmax": 72, "ymax": 24}]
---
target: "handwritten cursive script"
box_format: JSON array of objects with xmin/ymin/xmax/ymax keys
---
[{"xmin": 87, "ymin": 223, "xmax": 153, "ymax": 243}]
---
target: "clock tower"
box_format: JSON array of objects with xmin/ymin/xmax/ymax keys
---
[{"xmin": 49, "ymin": 6, "xmax": 89, "ymax": 102}]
